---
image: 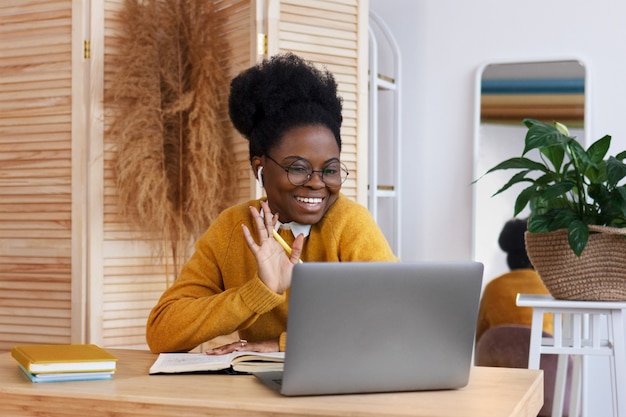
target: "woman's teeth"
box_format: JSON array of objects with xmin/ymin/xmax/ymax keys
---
[{"xmin": 296, "ymin": 197, "xmax": 322, "ymax": 204}]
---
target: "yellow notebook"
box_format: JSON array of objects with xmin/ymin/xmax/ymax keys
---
[{"xmin": 11, "ymin": 344, "xmax": 118, "ymax": 374}]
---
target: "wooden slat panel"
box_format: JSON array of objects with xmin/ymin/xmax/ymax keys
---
[
  {"xmin": 0, "ymin": 0, "xmax": 364, "ymax": 352},
  {"xmin": 0, "ymin": 0, "xmax": 74, "ymax": 348},
  {"xmin": 100, "ymin": 0, "xmax": 153, "ymax": 349},
  {"xmin": 274, "ymin": 0, "xmax": 363, "ymax": 202},
  {"xmin": 215, "ymin": 0, "xmax": 258, "ymax": 203}
]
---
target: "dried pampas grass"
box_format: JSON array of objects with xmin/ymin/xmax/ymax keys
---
[{"xmin": 107, "ymin": 0, "xmax": 234, "ymax": 276}]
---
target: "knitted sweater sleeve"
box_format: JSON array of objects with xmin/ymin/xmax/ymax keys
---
[{"xmin": 146, "ymin": 202, "xmax": 286, "ymax": 353}]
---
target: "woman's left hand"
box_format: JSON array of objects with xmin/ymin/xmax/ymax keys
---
[{"xmin": 205, "ymin": 338, "xmax": 279, "ymax": 355}]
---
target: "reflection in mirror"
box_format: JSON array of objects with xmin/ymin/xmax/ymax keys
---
[{"xmin": 473, "ymin": 60, "xmax": 587, "ymax": 285}]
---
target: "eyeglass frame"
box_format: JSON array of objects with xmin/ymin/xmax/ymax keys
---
[{"xmin": 264, "ymin": 154, "xmax": 349, "ymax": 188}]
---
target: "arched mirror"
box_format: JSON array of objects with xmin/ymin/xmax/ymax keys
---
[{"xmin": 472, "ymin": 59, "xmax": 587, "ymax": 286}]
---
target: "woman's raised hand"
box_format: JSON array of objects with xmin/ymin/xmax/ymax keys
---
[{"xmin": 241, "ymin": 200, "xmax": 304, "ymax": 294}]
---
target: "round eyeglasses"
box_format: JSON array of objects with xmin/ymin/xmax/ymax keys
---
[{"xmin": 265, "ymin": 154, "xmax": 349, "ymax": 188}]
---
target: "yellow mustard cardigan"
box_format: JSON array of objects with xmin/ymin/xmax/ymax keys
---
[
  {"xmin": 146, "ymin": 194, "xmax": 398, "ymax": 353},
  {"xmin": 476, "ymin": 268, "xmax": 553, "ymax": 342}
]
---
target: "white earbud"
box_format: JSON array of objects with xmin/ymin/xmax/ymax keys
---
[{"xmin": 257, "ymin": 166, "xmax": 264, "ymax": 188}]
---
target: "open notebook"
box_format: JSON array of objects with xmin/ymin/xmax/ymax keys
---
[{"xmin": 254, "ymin": 261, "xmax": 484, "ymax": 396}]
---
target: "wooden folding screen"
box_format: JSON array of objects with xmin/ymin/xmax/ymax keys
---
[{"xmin": 0, "ymin": 0, "xmax": 366, "ymax": 351}]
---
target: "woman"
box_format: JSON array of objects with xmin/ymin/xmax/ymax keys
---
[
  {"xmin": 475, "ymin": 218, "xmax": 552, "ymax": 342},
  {"xmin": 146, "ymin": 53, "xmax": 397, "ymax": 354}
]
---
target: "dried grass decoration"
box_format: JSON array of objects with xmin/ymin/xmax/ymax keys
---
[{"xmin": 107, "ymin": 0, "xmax": 234, "ymax": 275}]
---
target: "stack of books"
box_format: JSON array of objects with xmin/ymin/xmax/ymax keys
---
[{"xmin": 11, "ymin": 343, "xmax": 118, "ymax": 383}]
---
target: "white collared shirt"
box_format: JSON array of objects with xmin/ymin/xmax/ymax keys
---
[
  {"xmin": 259, "ymin": 207, "xmax": 312, "ymax": 237},
  {"xmin": 275, "ymin": 220, "xmax": 311, "ymax": 238}
]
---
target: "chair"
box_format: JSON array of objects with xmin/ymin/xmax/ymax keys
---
[{"xmin": 475, "ymin": 324, "xmax": 573, "ymax": 417}]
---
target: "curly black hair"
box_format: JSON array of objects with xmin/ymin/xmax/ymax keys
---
[{"xmin": 228, "ymin": 53, "xmax": 343, "ymax": 160}]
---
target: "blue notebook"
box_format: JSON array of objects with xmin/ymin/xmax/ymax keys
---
[{"xmin": 18, "ymin": 364, "xmax": 114, "ymax": 383}]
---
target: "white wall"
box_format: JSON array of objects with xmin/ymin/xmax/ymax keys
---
[
  {"xmin": 370, "ymin": 1, "xmax": 625, "ymax": 415},
  {"xmin": 371, "ymin": 0, "xmax": 626, "ymax": 264}
]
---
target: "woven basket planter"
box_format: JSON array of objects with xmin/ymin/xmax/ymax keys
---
[{"xmin": 525, "ymin": 226, "xmax": 626, "ymax": 301}]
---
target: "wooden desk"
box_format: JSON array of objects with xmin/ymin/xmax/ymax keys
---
[{"xmin": 0, "ymin": 349, "xmax": 543, "ymax": 417}]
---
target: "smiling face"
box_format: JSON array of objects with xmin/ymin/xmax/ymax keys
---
[{"xmin": 252, "ymin": 125, "xmax": 342, "ymax": 225}]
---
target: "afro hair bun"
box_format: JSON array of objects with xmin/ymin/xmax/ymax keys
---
[{"xmin": 228, "ymin": 53, "xmax": 343, "ymax": 147}]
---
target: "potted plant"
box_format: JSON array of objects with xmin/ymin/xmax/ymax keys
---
[{"xmin": 480, "ymin": 118, "xmax": 626, "ymax": 300}]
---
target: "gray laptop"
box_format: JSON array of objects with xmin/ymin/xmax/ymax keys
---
[{"xmin": 254, "ymin": 261, "xmax": 484, "ymax": 396}]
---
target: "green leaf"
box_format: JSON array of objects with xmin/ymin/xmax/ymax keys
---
[
  {"xmin": 532, "ymin": 172, "xmax": 560, "ymax": 188},
  {"xmin": 586, "ymin": 134, "xmax": 611, "ymax": 163},
  {"xmin": 513, "ymin": 185, "xmax": 537, "ymax": 216},
  {"xmin": 607, "ymin": 191, "xmax": 626, "ymax": 220},
  {"xmin": 585, "ymin": 160, "xmax": 606, "ymax": 184},
  {"xmin": 568, "ymin": 221, "xmax": 589, "ymax": 257},
  {"xmin": 606, "ymin": 156, "xmax": 626, "ymax": 186},
  {"xmin": 551, "ymin": 209, "xmax": 578, "ymax": 229},
  {"xmin": 539, "ymin": 181, "xmax": 575, "ymax": 200},
  {"xmin": 490, "ymin": 171, "xmax": 533, "ymax": 197},
  {"xmin": 484, "ymin": 157, "xmax": 548, "ymax": 174},
  {"xmin": 539, "ymin": 144, "xmax": 565, "ymax": 172},
  {"xmin": 523, "ymin": 120, "xmax": 565, "ymax": 155},
  {"xmin": 522, "ymin": 118, "xmax": 543, "ymax": 129},
  {"xmin": 528, "ymin": 215, "xmax": 552, "ymax": 232}
]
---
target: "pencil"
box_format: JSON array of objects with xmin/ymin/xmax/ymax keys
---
[{"xmin": 272, "ymin": 229, "xmax": 303, "ymax": 263}]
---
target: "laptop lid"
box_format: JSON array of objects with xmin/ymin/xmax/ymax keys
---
[{"xmin": 255, "ymin": 261, "xmax": 483, "ymax": 396}]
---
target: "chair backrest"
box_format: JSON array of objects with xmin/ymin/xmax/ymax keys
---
[{"xmin": 475, "ymin": 324, "xmax": 572, "ymax": 417}]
